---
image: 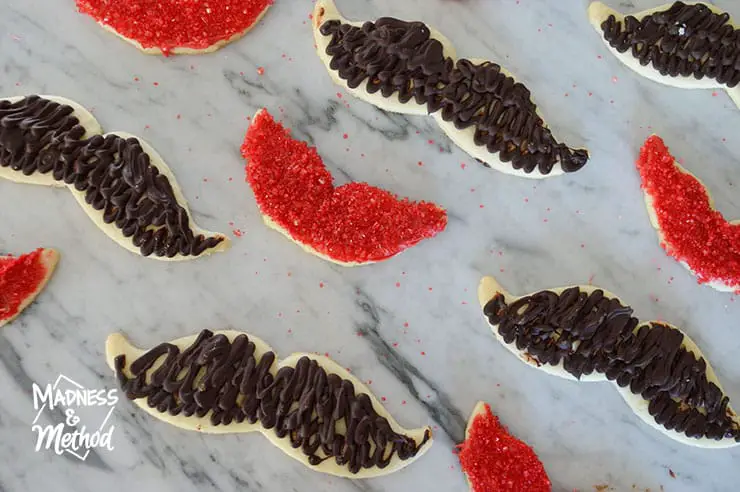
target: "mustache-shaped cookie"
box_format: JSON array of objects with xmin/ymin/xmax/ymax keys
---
[
  {"xmin": 588, "ymin": 1, "xmax": 740, "ymax": 108},
  {"xmin": 0, "ymin": 248, "xmax": 59, "ymax": 328},
  {"xmin": 312, "ymin": 0, "xmax": 589, "ymax": 179},
  {"xmin": 106, "ymin": 329, "xmax": 432, "ymax": 477},
  {"xmin": 478, "ymin": 275, "xmax": 740, "ymax": 448},
  {"xmin": 637, "ymin": 135, "xmax": 739, "ymax": 292},
  {"xmin": 0, "ymin": 96, "xmax": 229, "ymax": 260},
  {"xmin": 241, "ymin": 109, "xmax": 447, "ymax": 266}
]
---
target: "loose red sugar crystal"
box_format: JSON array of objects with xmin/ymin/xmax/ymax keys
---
[
  {"xmin": 458, "ymin": 404, "xmax": 551, "ymax": 492},
  {"xmin": 637, "ymin": 136, "xmax": 740, "ymax": 291},
  {"xmin": 76, "ymin": 0, "xmax": 273, "ymax": 55},
  {"xmin": 0, "ymin": 249, "xmax": 47, "ymax": 322},
  {"xmin": 241, "ymin": 111, "xmax": 447, "ymax": 264}
]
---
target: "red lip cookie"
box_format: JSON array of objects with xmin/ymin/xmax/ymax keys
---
[
  {"xmin": 76, "ymin": 0, "xmax": 273, "ymax": 56},
  {"xmin": 458, "ymin": 402, "xmax": 551, "ymax": 492},
  {"xmin": 0, "ymin": 248, "xmax": 59, "ymax": 328},
  {"xmin": 637, "ymin": 135, "xmax": 740, "ymax": 292},
  {"xmin": 241, "ymin": 110, "xmax": 447, "ymax": 266}
]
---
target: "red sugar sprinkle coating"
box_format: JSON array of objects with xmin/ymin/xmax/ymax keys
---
[
  {"xmin": 637, "ymin": 136, "xmax": 740, "ymax": 291},
  {"xmin": 76, "ymin": 0, "xmax": 273, "ymax": 55},
  {"xmin": 0, "ymin": 249, "xmax": 48, "ymax": 322},
  {"xmin": 241, "ymin": 111, "xmax": 447, "ymax": 264},
  {"xmin": 458, "ymin": 403, "xmax": 551, "ymax": 492}
]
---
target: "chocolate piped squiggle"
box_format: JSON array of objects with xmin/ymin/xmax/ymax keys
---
[
  {"xmin": 106, "ymin": 330, "xmax": 432, "ymax": 477},
  {"xmin": 478, "ymin": 275, "xmax": 740, "ymax": 448},
  {"xmin": 0, "ymin": 95, "xmax": 228, "ymax": 260},
  {"xmin": 600, "ymin": 2, "xmax": 740, "ymax": 86},
  {"xmin": 314, "ymin": 0, "xmax": 588, "ymax": 177}
]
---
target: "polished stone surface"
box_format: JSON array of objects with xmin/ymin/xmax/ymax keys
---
[{"xmin": 0, "ymin": 0, "xmax": 738, "ymax": 490}]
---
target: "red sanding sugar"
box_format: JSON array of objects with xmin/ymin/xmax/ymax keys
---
[
  {"xmin": 0, "ymin": 249, "xmax": 47, "ymax": 321},
  {"xmin": 458, "ymin": 404, "xmax": 551, "ymax": 492},
  {"xmin": 241, "ymin": 111, "xmax": 447, "ymax": 263},
  {"xmin": 76, "ymin": 0, "xmax": 273, "ymax": 55},
  {"xmin": 637, "ymin": 136, "xmax": 740, "ymax": 290}
]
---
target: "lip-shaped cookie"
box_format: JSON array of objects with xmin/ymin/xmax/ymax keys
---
[
  {"xmin": 458, "ymin": 402, "xmax": 551, "ymax": 492},
  {"xmin": 107, "ymin": 329, "xmax": 433, "ymax": 478},
  {"xmin": 0, "ymin": 248, "xmax": 59, "ymax": 328},
  {"xmin": 312, "ymin": 0, "xmax": 589, "ymax": 179},
  {"xmin": 637, "ymin": 135, "xmax": 739, "ymax": 293},
  {"xmin": 478, "ymin": 275, "xmax": 740, "ymax": 448},
  {"xmin": 588, "ymin": 1, "xmax": 740, "ymax": 108},
  {"xmin": 0, "ymin": 95, "xmax": 229, "ymax": 260},
  {"xmin": 75, "ymin": 0, "xmax": 273, "ymax": 56},
  {"xmin": 240, "ymin": 109, "xmax": 447, "ymax": 266}
]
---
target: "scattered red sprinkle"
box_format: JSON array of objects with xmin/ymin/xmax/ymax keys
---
[
  {"xmin": 418, "ymin": 161, "xmax": 423, "ymax": 167},
  {"xmin": 153, "ymin": 82, "xmax": 159, "ymax": 87},
  {"xmin": 76, "ymin": 0, "xmax": 273, "ymax": 55},
  {"xmin": 257, "ymin": 67, "xmax": 265, "ymax": 75},
  {"xmin": 421, "ymin": 351, "xmax": 426, "ymax": 356},
  {"xmin": 319, "ymin": 282, "xmax": 325, "ymax": 288},
  {"xmin": 395, "ymin": 282, "xmax": 401, "ymax": 288},
  {"xmin": 133, "ymin": 76, "xmax": 139, "ymax": 82},
  {"xmin": 461, "ymin": 163, "xmax": 466, "ymax": 170},
  {"xmin": 381, "ymin": 397, "xmax": 387, "ymax": 402},
  {"xmin": 241, "ymin": 111, "xmax": 447, "ymax": 264},
  {"xmin": 233, "ymin": 229, "xmax": 244, "ymax": 237},
  {"xmin": 637, "ymin": 136, "xmax": 740, "ymax": 291},
  {"xmin": 0, "ymin": 249, "xmax": 49, "ymax": 322},
  {"xmin": 403, "ymin": 322, "xmax": 409, "ymax": 328},
  {"xmin": 458, "ymin": 403, "xmax": 551, "ymax": 492}
]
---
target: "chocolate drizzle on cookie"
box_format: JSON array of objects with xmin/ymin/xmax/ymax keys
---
[
  {"xmin": 0, "ymin": 96, "xmax": 223, "ymax": 257},
  {"xmin": 483, "ymin": 289, "xmax": 740, "ymax": 441},
  {"xmin": 319, "ymin": 18, "xmax": 588, "ymax": 175},
  {"xmin": 115, "ymin": 330, "xmax": 431, "ymax": 473},
  {"xmin": 600, "ymin": 1, "xmax": 740, "ymax": 87}
]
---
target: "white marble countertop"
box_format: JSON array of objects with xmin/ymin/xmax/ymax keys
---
[{"xmin": 1, "ymin": 0, "xmax": 739, "ymax": 490}]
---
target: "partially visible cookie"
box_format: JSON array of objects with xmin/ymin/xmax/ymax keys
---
[
  {"xmin": 0, "ymin": 248, "xmax": 59, "ymax": 328},
  {"xmin": 458, "ymin": 402, "xmax": 551, "ymax": 492},
  {"xmin": 588, "ymin": 1, "xmax": 740, "ymax": 108},
  {"xmin": 76, "ymin": 0, "xmax": 273, "ymax": 55},
  {"xmin": 478, "ymin": 275, "xmax": 740, "ymax": 448},
  {"xmin": 637, "ymin": 135, "xmax": 740, "ymax": 292}
]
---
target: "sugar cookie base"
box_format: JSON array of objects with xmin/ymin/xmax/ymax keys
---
[
  {"xmin": 106, "ymin": 331, "xmax": 432, "ymax": 478},
  {"xmin": 0, "ymin": 248, "xmax": 59, "ymax": 329},
  {"xmin": 0, "ymin": 96, "xmax": 230, "ymax": 261},
  {"xmin": 587, "ymin": 2, "xmax": 740, "ymax": 109},
  {"xmin": 478, "ymin": 275, "xmax": 740, "ymax": 448}
]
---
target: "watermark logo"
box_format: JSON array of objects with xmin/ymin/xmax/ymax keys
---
[{"xmin": 31, "ymin": 374, "xmax": 118, "ymax": 461}]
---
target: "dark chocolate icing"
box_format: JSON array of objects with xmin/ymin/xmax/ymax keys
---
[
  {"xmin": 319, "ymin": 18, "xmax": 588, "ymax": 175},
  {"xmin": 0, "ymin": 96, "xmax": 223, "ymax": 257},
  {"xmin": 483, "ymin": 288, "xmax": 740, "ymax": 441},
  {"xmin": 600, "ymin": 1, "xmax": 740, "ymax": 87},
  {"xmin": 115, "ymin": 330, "xmax": 431, "ymax": 473}
]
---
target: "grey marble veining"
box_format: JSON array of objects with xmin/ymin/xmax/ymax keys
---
[{"xmin": 0, "ymin": 0, "xmax": 739, "ymax": 490}]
